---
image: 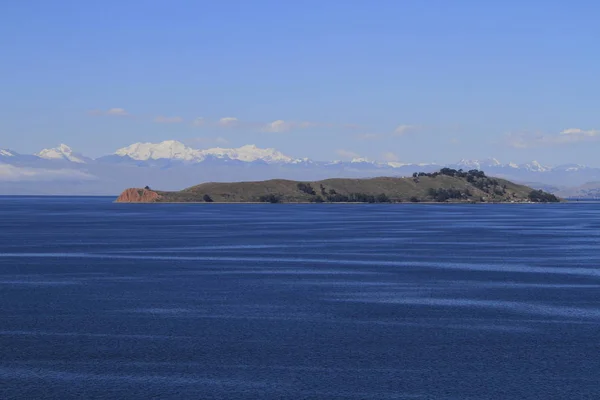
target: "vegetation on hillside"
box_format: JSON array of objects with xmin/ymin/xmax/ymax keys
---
[
  {"xmin": 528, "ymin": 190, "xmax": 560, "ymax": 203},
  {"xmin": 118, "ymin": 169, "xmax": 562, "ymax": 204},
  {"xmin": 258, "ymin": 194, "xmax": 283, "ymax": 203},
  {"xmin": 297, "ymin": 183, "xmax": 316, "ymax": 195}
]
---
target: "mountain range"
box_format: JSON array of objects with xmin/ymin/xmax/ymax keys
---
[{"xmin": 1, "ymin": 140, "xmax": 599, "ymax": 196}]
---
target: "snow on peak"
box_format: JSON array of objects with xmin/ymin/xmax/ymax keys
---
[
  {"xmin": 200, "ymin": 144, "xmax": 295, "ymax": 164},
  {"xmin": 387, "ymin": 162, "xmax": 410, "ymax": 168},
  {"xmin": 350, "ymin": 157, "xmax": 373, "ymax": 164},
  {"xmin": 107, "ymin": 142, "xmax": 572, "ymax": 172},
  {"xmin": 114, "ymin": 141, "xmax": 297, "ymax": 164},
  {"xmin": 291, "ymin": 157, "xmax": 313, "ymax": 165},
  {"xmin": 456, "ymin": 158, "xmax": 503, "ymax": 169},
  {"xmin": 523, "ymin": 160, "xmax": 550, "ymax": 172},
  {"xmin": 115, "ymin": 140, "xmax": 200, "ymax": 161},
  {"xmin": 36, "ymin": 144, "xmax": 86, "ymax": 163},
  {"xmin": 0, "ymin": 149, "xmax": 15, "ymax": 157},
  {"xmin": 456, "ymin": 159, "xmax": 482, "ymax": 169}
]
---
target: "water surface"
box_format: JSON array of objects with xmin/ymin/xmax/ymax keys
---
[{"xmin": 1, "ymin": 198, "xmax": 599, "ymax": 399}]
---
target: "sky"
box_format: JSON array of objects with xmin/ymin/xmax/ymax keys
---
[{"xmin": 1, "ymin": 0, "xmax": 600, "ymax": 166}]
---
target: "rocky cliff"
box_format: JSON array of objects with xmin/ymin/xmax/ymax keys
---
[{"xmin": 116, "ymin": 188, "xmax": 161, "ymax": 203}]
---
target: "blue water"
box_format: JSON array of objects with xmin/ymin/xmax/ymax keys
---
[{"xmin": 1, "ymin": 197, "xmax": 600, "ymax": 399}]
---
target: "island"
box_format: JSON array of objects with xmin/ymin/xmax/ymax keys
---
[{"xmin": 116, "ymin": 168, "xmax": 561, "ymax": 204}]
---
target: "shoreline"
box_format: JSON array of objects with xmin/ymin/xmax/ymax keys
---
[{"xmin": 114, "ymin": 200, "xmax": 557, "ymax": 204}]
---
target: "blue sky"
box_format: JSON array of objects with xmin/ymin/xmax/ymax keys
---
[{"xmin": 1, "ymin": 0, "xmax": 600, "ymax": 165}]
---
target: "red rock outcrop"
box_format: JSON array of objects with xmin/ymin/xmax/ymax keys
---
[{"xmin": 116, "ymin": 188, "xmax": 161, "ymax": 203}]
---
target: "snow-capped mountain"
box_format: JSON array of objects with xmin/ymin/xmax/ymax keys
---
[
  {"xmin": 452, "ymin": 158, "xmax": 549, "ymax": 172},
  {"xmin": 199, "ymin": 144, "xmax": 295, "ymax": 164},
  {"xmin": 36, "ymin": 144, "xmax": 87, "ymax": 163},
  {"xmin": 0, "ymin": 149, "xmax": 16, "ymax": 157},
  {"xmin": 115, "ymin": 140, "xmax": 199, "ymax": 161},
  {"xmin": 114, "ymin": 140, "xmax": 296, "ymax": 164},
  {"xmin": 455, "ymin": 159, "xmax": 482, "ymax": 169},
  {"xmin": 521, "ymin": 161, "xmax": 551, "ymax": 172},
  {"xmin": 2, "ymin": 140, "xmax": 600, "ymax": 195},
  {"xmin": 9, "ymin": 142, "xmax": 575, "ymax": 175},
  {"xmin": 386, "ymin": 162, "xmax": 411, "ymax": 168},
  {"xmin": 455, "ymin": 158, "xmax": 500, "ymax": 170},
  {"xmin": 350, "ymin": 157, "xmax": 373, "ymax": 164}
]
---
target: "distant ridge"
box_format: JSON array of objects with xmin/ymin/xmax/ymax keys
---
[
  {"xmin": 1, "ymin": 140, "xmax": 582, "ymax": 171},
  {"xmin": 36, "ymin": 144, "xmax": 87, "ymax": 164},
  {"xmin": 114, "ymin": 141, "xmax": 296, "ymax": 164},
  {"xmin": 2, "ymin": 141, "xmax": 599, "ymax": 195}
]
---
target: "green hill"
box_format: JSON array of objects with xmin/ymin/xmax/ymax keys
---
[{"xmin": 116, "ymin": 169, "xmax": 561, "ymax": 204}]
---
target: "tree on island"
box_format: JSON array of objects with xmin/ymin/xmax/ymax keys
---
[
  {"xmin": 297, "ymin": 182, "xmax": 316, "ymax": 195},
  {"xmin": 259, "ymin": 194, "xmax": 282, "ymax": 203},
  {"xmin": 376, "ymin": 193, "xmax": 391, "ymax": 203},
  {"xmin": 203, "ymin": 194, "xmax": 214, "ymax": 202},
  {"xmin": 528, "ymin": 190, "xmax": 559, "ymax": 203}
]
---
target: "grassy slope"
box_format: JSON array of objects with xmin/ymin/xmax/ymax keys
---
[{"xmin": 151, "ymin": 175, "xmax": 536, "ymax": 203}]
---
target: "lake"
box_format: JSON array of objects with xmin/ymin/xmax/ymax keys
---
[{"xmin": 1, "ymin": 197, "xmax": 599, "ymax": 399}]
